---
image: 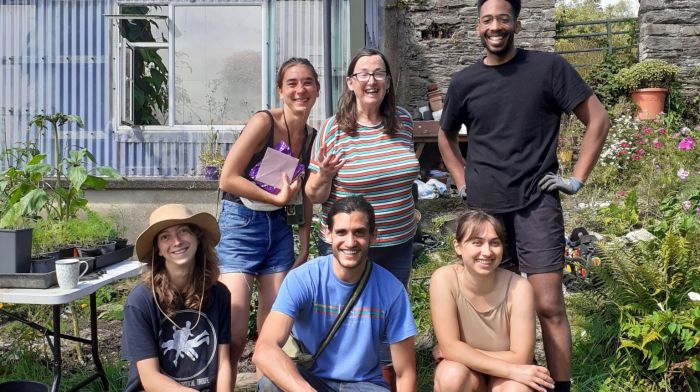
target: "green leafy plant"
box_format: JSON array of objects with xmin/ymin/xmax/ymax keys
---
[
  {"xmin": 570, "ymin": 230, "xmax": 700, "ymax": 390},
  {"xmin": 615, "ymin": 59, "xmax": 681, "ymax": 92},
  {"xmin": 27, "ymin": 113, "xmax": 124, "ymax": 221},
  {"xmin": 593, "ymin": 190, "xmax": 640, "ymax": 236},
  {"xmin": 648, "ymin": 190, "xmax": 700, "ymax": 238},
  {"xmin": 584, "ymin": 52, "xmax": 630, "ymax": 108},
  {"xmin": 0, "ymin": 141, "xmax": 50, "ymax": 228}
]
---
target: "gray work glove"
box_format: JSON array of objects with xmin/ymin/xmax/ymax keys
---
[
  {"xmin": 458, "ymin": 185, "xmax": 467, "ymax": 200},
  {"xmin": 538, "ymin": 173, "xmax": 584, "ymax": 195}
]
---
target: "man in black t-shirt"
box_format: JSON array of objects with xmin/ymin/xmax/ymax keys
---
[{"xmin": 438, "ymin": 0, "xmax": 609, "ymax": 391}]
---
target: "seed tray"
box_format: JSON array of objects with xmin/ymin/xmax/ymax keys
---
[{"xmin": 0, "ymin": 271, "xmax": 57, "ymax": 289}]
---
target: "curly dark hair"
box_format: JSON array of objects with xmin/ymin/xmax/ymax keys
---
[
  {"xmin": 335, "ymin": 48, "xmax": 399, "ymax": 134},
  {"xmin": 326, "ymin": 195, "xmax": 376, "ymax": 234},
  {"xmin": 477, "ymin": 0, "xmax": 521, "ymax": 19},
  {"xmin": 143, "ymin": 224, "xmax": 220, "ymax": 316}
]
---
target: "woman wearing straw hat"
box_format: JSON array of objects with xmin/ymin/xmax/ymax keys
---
[{"xmin": 122, "ymin": 204, "xmax": 232, "ymax": 391}]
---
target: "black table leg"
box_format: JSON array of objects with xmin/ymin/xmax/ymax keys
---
[
  {"xmin": 89, "ymin": 293, "xmax": 109, "ymax": 390},
  {"xmin": 51, "ymin": 304, "xmax": 62, "ymax": 392}
]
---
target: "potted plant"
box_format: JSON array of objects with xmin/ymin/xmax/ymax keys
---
[
  {"xmin": 0, "ymin": 141, "xmax": 49, "ymax": 273},
  {"xmin": 199, "ymin": 130, "xmax": 226, "ymax": 180},
  {"xmin": 615, "ymin": 59, "xmax": 681, "ymax": 120}
]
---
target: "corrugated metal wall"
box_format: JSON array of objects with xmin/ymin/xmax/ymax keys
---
[
  {"xmin": 1, "ymin": 0, "xmax": 113, "ymax": 171},
  {"xmin": 1, "ymin": 0, "xmax": 376, "ymax": 177}
]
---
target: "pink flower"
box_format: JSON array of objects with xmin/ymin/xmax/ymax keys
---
[
  {"xmin": 682, "ymin": 200, "xmax": 692, "ymax": 211},
  {"xmin": 633, "ymin": 155, "xmax": 640, "ymax": 161},
  {"xmin": 643, "ymin": 127, "xmax": 652, "ymax": 134},
  {"xmin": 652, "ymin": 138, "xmax": 661, "ymax": 148},
  {"xmin": 677, "ymin": 168, "xmax": 689, "ymax": 180},
  {"xmin": 696, "ymin": 207, "xmax": 700, "ymax": 215},
  {"xmin": 637, "ymin": 140, "xmax": 645, "ymax": 145},
  {"xmin": 678, "ymin": 137, "xmax": 696, "ymax": 150},
  {"xmin": 657, "ymin": 128, "xmax": 667, "ymax": 134},
  {"xmin": 620, "ymin": 142, "xmax": 629, "ymax": 148},
  {"xmin": 617, "ymin": 190, "xmax": 626, "ymax": 197}
]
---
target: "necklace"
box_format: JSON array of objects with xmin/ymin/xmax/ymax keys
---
[
  {"xmin": 282, "ymin": 107, "xmax": 308, "ymax": 158},
  {"xmin": 151, "ymin": 252, "xmax": 206, "ymax": 331}
]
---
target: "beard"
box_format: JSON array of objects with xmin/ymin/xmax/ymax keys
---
[{"xmin": 480, "ymin": 30, "xmax": 516, "ymax": 58}]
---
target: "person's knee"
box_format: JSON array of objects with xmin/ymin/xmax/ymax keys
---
[
  {"xmin": 491, "ymin": 378, "xmax": 531, "ymax": 392},
  {"xmin": 434, "ymin": 361, "xmax": 479, "ymax": 392},
  {"xmin": 256, "ymin": 376, "xmax": 282, "ymax": 392},
  {"xmin": 535, "ymin": 297, "xmax": 567, "ymax": 323},
  {"xmin": 229, "ymin": 329, "xmax": 248, "ymax": 357}
]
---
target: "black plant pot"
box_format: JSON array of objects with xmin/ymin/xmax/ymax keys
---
[
  {"xmin": 0, "ymin": 228, "xmax": 33, "ymax": 273},
  {"xmin": 99, "ymin": 241, "xmax": 117, "ymax": 255},
  {"xmin": 0, "ymin": 380, "xmax": 49, "ymax": 392},
  {"xmin": 31, "ymin": 251, "xmax": 58, "ymax": 273},
  {"xmin": 58, "ymin": 245, "xmax": 77, "ymax": 258},
  {"xmin": 113, "ymin": 237, "xmax": 128, "ymax": 249},
  {"xmin": 78, "ymin": 246, "xmax": 102, "ymax": 258}
]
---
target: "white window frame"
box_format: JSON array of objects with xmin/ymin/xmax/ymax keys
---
[{"xmin": 110, "ymin": 1, "xmax": 269, "ymax": 141}]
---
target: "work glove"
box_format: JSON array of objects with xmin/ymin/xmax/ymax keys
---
[
  {"xmin": 538, "ymin": 173, "xmax": 584, "ymax": 195},
  {"xmin": 458, "ymin": 185, "xmax": 467, "ymax": 200}
]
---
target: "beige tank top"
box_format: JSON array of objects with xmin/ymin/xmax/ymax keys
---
[{"xmin": 453, "ymin": 267, "xmax": 513, "ymax": 352}]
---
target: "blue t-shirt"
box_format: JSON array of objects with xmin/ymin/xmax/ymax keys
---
[
  {"xmin": 121, "ymin": 282, "xmax": 231, "ymax": 392},
  {"xmin": 272, "ymin": 255, "xmax": 416, "ymax": 383}
]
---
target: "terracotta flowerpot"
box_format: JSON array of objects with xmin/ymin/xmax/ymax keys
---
[{"xmin": 631, "ymin": 88, "xmax": 667, "ymax": 120}]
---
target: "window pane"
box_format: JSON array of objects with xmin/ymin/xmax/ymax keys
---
[
  {"xmin": 118, "ymin": 5, "xmax": 169, "ymax": 125},
  {"xmin": 118, "ymin": 5, "xmax": 168, "ymax": 43},
  {"xmin": 174, "ymin": 5, "xmax": 262, "ymax": 126},
  {"xmin": 134, "ymin": 48, "xmax": 169, "ymax": 125}
]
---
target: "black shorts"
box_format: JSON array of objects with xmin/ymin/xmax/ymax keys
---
[{"xmin": 492, "ymin": 192, "xmax": 565, "ymax": 274}]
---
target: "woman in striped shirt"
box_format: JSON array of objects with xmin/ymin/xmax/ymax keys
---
[{"xmin": 305, "ymin": 48, "xmax": 419, "ymax": 288}]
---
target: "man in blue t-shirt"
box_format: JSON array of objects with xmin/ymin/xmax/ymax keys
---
[
  {"xmin": 437, "ymin": 1, "xmax": 609, "ymax": 391},
  {"xmin": 253, "ymin": 195, "xmax": 417, "ymax": 392}
]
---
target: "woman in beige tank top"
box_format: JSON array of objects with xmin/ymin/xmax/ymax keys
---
[{"xmin": 430, "ymin": 211, "xmax": 554, "ymax": 392}]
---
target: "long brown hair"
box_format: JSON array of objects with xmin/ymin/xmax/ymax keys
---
[
  {"xmin": 335, "ymin": 48, "xmax": 399, "ymax": 134},
  {"xmin": 143, "ymin": 224, "xmax": 220, "ymax": 316}
]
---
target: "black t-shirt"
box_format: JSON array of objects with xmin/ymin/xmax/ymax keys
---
[
  {"xmin": 122, "ymin": 282, "xmax": 231, "ymax": 392},
  {"xmin": 441, "ymin": 49, "xmax": 592, "ymax": 213}
]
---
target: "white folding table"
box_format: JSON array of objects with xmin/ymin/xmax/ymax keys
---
[{"xmin": 0, "ymin": 260, "xmax": 145, "ymax": 392}]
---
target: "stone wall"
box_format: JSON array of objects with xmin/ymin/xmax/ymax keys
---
[
  {"xmin": 639, "ymin": 0, "xmax": 700, "ymax": 102},
  {"xmin": 382, "ymin": 0, "xmax": 556, "ymax": 116}
]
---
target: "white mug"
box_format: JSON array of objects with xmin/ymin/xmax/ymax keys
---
[{"xmin": 55, "ymin": 258, "xmax": 89, "ymax": 289}]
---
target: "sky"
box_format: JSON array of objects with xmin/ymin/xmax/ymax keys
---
[{"xmin": 600, "ymin": 0, "xmax": 639, "ymax": 15}]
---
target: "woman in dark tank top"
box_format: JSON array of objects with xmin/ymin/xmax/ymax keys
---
[{"xmin": 216, "ymin": 57, "xmax": 319, "ymax": 387}]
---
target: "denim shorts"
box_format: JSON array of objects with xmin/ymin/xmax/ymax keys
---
[
  {"xmin": 257, "ymin": 364, "xmax": 389, "ymax": 392},
  {"xmin": 216, "ymin": 200, "xmax": 294, "ymax": 275}
]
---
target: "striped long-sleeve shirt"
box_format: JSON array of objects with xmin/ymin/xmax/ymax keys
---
[{"xmin": 309, "ymin": 107, "xmax": 419, "ymax": 246}]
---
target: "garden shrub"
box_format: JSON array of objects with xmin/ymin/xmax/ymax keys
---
[
  {"xmin": 570, "ymin": 230, "xmax": 700, "ymax": 391},
  {"xmin": 591, "ymin": 115, "xmax": 699, "ymax": 211}
]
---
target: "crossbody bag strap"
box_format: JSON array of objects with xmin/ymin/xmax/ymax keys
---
[{"xmin": 310, "ymin": 260, "xmax": 373, "ymax": 364}]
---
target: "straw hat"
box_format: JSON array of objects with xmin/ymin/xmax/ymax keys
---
[{"xmin": 135, "ymin": 204, "xmax": 220, "ymax": 262}]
